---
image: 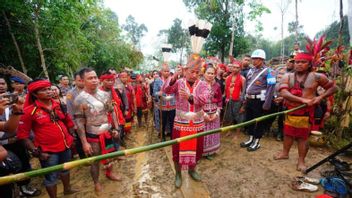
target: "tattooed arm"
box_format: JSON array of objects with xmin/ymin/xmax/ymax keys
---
[{"xmin": 74, "ymin": 96, "xmax": 93, "ymax": 156}]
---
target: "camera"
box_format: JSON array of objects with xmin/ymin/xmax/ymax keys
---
[{"xmin": 0, "ymin": 93, "xmax": 19, "ymax": 105}]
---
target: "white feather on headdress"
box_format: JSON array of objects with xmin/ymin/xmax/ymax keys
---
[
  {"xmin": 188, "ymin": 19, "xmax": 212, "ymax": 54},
  {"xmin": 161, "ymin": 43, "xmax": 172, "ymax": 63}
]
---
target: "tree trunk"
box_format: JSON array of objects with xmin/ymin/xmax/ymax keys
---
[
  {"xmin": 220, "ymin": 44, "xmax": 225, "ymax": 63},
  {"xmin": 348, "ymin": 0, "xmax": 352, "ymax": 46},
  {"xmin": 281, "ymin": 12, "xmax": 285, "ymax": 64},
  {"xmin": 179, "ymin": 47, "xmax": 184, "ymax": 65},
  {"xmin": 338, "ymin": 0, "xmax": 344, "ymax": 46},
  {"xmin": 229, "ymin": 20, "xmax": 235, "ymax": 57},
  {"xmin": 3, "ymin": 11, "xmax": 28, "ymax": 74},
  {"xmin": 33, "ymin": 13, "xmax": 49, "ymax": 79},
  {"xmin": 295, "ymin": 0, "xmax": 299, "ymax": 42}
]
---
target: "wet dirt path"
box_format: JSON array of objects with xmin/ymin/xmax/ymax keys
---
[
  {"xmin": 35, "ymin": 119, "xmax": 182, "ymax": 198},
  {"xmin": 32, "ymin": 121, "xmax": 345, "ymax": 198}
]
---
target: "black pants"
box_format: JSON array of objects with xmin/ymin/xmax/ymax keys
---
[
  {"xmin": 0, "ymin": 183, "xmax": 14, "ymax": 198},
  {"xmin": 245, "ymin": 99, "xmax": 266, "ymax": 139},
  {"xmin": 161, "ymin": 110, "xmax": 176, "ymax": 139}
]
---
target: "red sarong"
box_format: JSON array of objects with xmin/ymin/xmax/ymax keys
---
[
  {"xmin": 284, "ymin": 105, "xmax": 314, "ymax": 140},
  {"xmin": 172, "ymin": 122, "xmax": 204, "ymax": 169},
  {"xmin": 174, "ymin": 81, "xmax": 203, "ymax": 169},
  {"xmin": 179, "ymin": 122, "xmax": 197, "ymax": 168}
]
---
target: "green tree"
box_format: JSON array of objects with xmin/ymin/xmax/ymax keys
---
[
  {"xmin": 183, "ymin": 0, "xmax": 270, "ymax": 61},
  {"xmin": 122, "ymin": 15, "xmax": 148, "ymax": 47},
  {"xmin": 316, "ymin": 15, "xmax": 350, "ymax": 49},
  {"xmin": 0, "ymin": 1, "xmax": 143, "ymax": 80},
  {"xmin": 159, "ymin": 18, "xmax": 189, "ymax": 64}
]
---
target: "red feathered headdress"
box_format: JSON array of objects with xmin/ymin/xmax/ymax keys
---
[{"xmin": 305, "ymin": 35, "xmax": 332, "ymax": 68}]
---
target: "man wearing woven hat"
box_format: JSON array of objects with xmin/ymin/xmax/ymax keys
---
[
  {"xmin": 275, "ymin": 52, "xmax": 337, "ymax": 172},
  {"xmin": 163, "ymin": 54, "xmax": 211, "ymax": 188},
  {"xmin": 240, "ymin": 49, "xmax": 276, "ymax": 151}
]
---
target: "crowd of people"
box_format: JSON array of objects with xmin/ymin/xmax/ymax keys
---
[{"xmin": 0, "ymin": 44, "xmax": 338, "ymax": 197}]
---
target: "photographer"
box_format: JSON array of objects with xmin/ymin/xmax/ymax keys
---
[
  {"xmin": 0, "ymin": 76, "xmax": 41, "ymax": 197},
  {"xmin": 0, "ymin": 90, "xmax": 30, "ymax": 197}
]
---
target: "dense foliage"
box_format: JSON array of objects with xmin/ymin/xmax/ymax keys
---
[{"xmin": 0, "ymin": 0, "xmax": 144, "ymax": 81}]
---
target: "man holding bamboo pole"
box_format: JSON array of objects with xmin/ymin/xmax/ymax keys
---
[{"xmin": 275, "ymin": 52, "xmax": 337, "ymax": 172}]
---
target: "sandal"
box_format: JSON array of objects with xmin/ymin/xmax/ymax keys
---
[
  {"xmin": 290, "ymin": 180, "xmax": 319, "ymax": 192},
  {"xmin": 295, "ymin": 176, "xmax": 320, "ymax": 185}
]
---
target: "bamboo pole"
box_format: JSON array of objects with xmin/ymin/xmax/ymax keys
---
[{"xmin": 0, "ymin": 104, "xmax": 306, "ymax": 186}]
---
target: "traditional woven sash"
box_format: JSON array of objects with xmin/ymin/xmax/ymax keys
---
[
  {"xmin": 86, "ymin": 132, "xmax": 116, "ymax": 167},
  {"xmin": 179, "ymin": 81, "xmax": 198, "ymax": 169}
]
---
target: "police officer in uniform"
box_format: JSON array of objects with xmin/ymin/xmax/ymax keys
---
[{"xmin": 240, "ymin": 49, "xmax": 276, "ymax": 151}]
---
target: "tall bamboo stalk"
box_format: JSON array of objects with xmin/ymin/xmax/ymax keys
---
[{"xmin": 0, "ymin": 104, "xmax": 306, "ymax": 186}]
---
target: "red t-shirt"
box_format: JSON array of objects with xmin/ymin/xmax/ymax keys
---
[{"xmin": 17, "ymin": 99, "xmax": 74, "ymax": 153}]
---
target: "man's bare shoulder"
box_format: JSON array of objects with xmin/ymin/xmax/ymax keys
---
[
  {"xmin": 280, "ymin": 73, "xmax": 291, "ymax": 83},
  {"xmin": 313, "ymin": 72, "xmax": 329, "ymax": 83},
  {"xmin": 74, "ymin": 91, "xmax": 89, "ymax": 104}
]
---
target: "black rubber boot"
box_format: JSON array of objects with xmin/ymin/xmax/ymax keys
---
[
  {"xmin": 188, "ymin": 169, "xmax": 201, "ymax": 181},
  {"xmin": 174, "ymin": 163, "xmax": 182, "ymax": 188},
  {"xmin": 240, "ymin": 135, "xmax": 254, "ymax": 148},
  {"xmin": 247, "ymin": 138, "xmax": 261, "ymax": 152}
]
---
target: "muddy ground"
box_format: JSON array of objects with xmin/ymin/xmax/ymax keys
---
[{"xmin": 32, "ymin": 119, "xmax": 345, "ymax": 198}]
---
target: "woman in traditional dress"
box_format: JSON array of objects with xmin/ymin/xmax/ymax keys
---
[{"xmin": 202, "ymin": 64, "xmax": 222, "ymax": 160}]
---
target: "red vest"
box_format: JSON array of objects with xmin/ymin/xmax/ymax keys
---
[{"xmin": 225, "ymin": 73, "xmax": 242, "ymax": 101}]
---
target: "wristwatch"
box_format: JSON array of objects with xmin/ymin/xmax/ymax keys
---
[
  {"xmin": 12, "ymin": 111, "xmax": 24, "ymax": 115},
  {"xmin": 30, "ymin": 147, "xmax": 41, "ymax": 157}
]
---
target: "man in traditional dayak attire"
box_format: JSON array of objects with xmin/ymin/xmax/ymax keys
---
[
  {"xmin": 223, "ymin": 60, "xmax": 246, "ymax": 140},
  {"xmin": 119, "ymin": 71, "xmax": 136, "ymax": 134},
  {"xmin": 74, "ymin": 68, "xmax": 121, "ymax": 193},
  {"xmin": 163, "ymin": 54, "xmax": 211, "ymax": 188},
  {"xmin": 153, "ymin": 63, "xmax": 176, "ymax": 141},
  {"xmin": 134, "ymin": 74, "xmax": 149, "ymax": 128},
  {"xmin": 100, "ymin": 71, "xmax": 125, "ymax": 149},
  {"xmin": 273, "ymin": 56, "xmax": 295, "ymax": 141},
  {"xmin": 274, "ymin": 52, "xmax": 337, "ymax": 172}
]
